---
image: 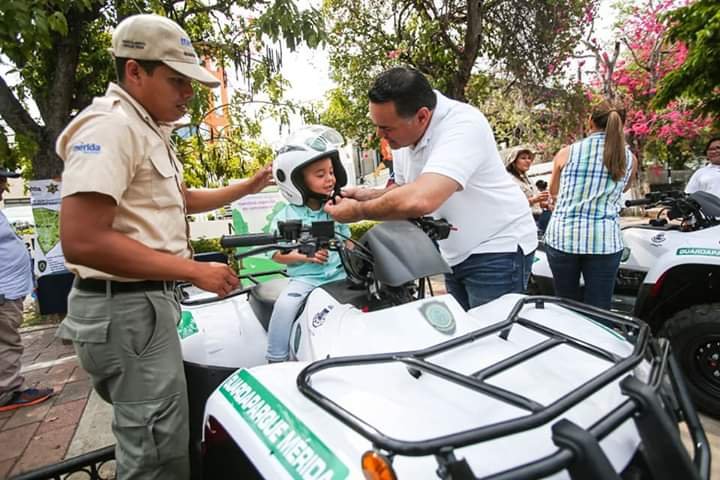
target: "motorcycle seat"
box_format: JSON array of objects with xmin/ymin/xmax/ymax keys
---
[{"xmin": 249, "ymin": 278, "xmax": 290, "ymax": 331}]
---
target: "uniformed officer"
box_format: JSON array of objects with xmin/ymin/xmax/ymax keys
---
[{"xmin": 56, "ymin": 14, "xmax": 272, "ymax": 479}]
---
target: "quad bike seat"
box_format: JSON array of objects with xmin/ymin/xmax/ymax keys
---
[{"xmin": 249, "ymin": 278, "xmax": 290, "ymax": 331}]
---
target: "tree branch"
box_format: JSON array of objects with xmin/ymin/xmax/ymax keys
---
[{"xmin": 0, "ymin": 74, "xmax": 41, "ymax": 141}]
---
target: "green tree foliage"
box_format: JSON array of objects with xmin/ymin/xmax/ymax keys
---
[
  {"xmin": 0, "ymin": 0, "xmax": 325, "ymax": 180},
  {"xmin": 465, "ymin": 74, "xmax": 589, "ymax": 158},
  {"xmin": 319, "ymin": 0, "xmax": 595, "ymax": 146},
  {"xmin": 653, "ymin": 0, "xmax": 720, "ymax": 117}
]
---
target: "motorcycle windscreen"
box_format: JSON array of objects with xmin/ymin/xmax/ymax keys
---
[
  {"xmin": 360, "ymin": 221, "xmax": 451, "ymax": 287},
  {"xmin": 690, "ymin": 191, "xmax": 720, "ymax": 218}
]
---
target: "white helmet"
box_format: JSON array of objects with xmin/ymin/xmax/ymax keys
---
[{"xmin": 273, "ymin": 125, "xmax": 348, "ymax": 205}]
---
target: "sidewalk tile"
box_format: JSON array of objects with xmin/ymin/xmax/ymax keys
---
[
  {"xmin": 54, "ymin": 380, "xmax": 91, "ymax": 405},
  {"xmin": 47, "ymin": 363, "xmax": 76, "ymax": 384},
  {"xmin": 21, "ymin": 352, "xmax": 40, "ymax": 364},
  {"xmin": 0, "ymin": 423, "xmax": 39, "ymax": 463},
  {"xmin": 36, "ymin": 399, "xmax": 85, "ymax": 435},
  {"xmin": 0, "ymin": 458, "xmax": 14, "ymax": 479},
  {"xmin": 3, "ymin": 399, "xmax": 54, "ymax": 430},
  {"xmin": 68, "ymin": 366, "xmax": 88, "ymax": 383},
  {"xmin": 10, "ymin": 424, "xmax": 75, "ymax": 476}
]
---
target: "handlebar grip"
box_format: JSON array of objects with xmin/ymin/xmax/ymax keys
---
[
  {"xmin": 220, "ymin": 233, "xmax": 277, "ymax": 248},
  {"xmin": 625, "ymin": 198, "xmax": 652, "ymax": 207}
]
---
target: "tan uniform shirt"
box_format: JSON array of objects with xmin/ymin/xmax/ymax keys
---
[{"xmin": 56, "ymin": 83, "xmax": 191, "ymax": 280}]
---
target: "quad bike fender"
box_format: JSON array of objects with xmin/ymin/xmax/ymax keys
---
[
  {"xmin": 641, "ymin": 247, "xmax": 720, "ymax": 284},
  {"xmin": 291, "ymin": 287, "xmax": 345, "ymax": 361},
  {"xmin": 180, "ymin": 293, "xmax": 268, "ymax": 369}
]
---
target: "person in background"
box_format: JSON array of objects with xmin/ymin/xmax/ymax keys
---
[
  {"xmin": 379, "ymin": 137, "xmax": 396, "ymax": 187},
  {"xmin": 0, "ymin": 168, "xmax": 54, "ymax": 412},
  {"xmin": 503, "ymin": 145, "xmax": 551, "ymax": 234},
  {"xmin": 685, "ymin": 137, "xmax": 720, "ymax": 198},
  {"xmin": 544, "ymin": 99, "xmax": 638, "ymax": 310}
]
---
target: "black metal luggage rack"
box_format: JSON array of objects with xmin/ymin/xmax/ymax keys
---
[{"xmin": 297, "ymin": 296, "xmax": 711, "ymax": 480}]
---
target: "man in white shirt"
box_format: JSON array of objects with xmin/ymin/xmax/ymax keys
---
[
  {"xmin": 686, "ymin": 137, "xmax": 720, "ymax": 198},
  {"xmin": 324, "ymin": 67, "xmax": 537, "ymax": 309}
]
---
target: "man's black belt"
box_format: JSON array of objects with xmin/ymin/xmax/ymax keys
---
[{"xmin": 74, "ymin": 277, "xmax": 176, "ymax": 294}]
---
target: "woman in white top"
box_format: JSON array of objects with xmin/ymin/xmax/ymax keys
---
[{"xmin": 686, "ymin": 137, "xmax": 720, "ymax": 199}]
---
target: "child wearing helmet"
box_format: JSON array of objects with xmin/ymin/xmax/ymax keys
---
[{"xmin": 267, "ymin": 126, "xmax": 352, "ymax": 362}]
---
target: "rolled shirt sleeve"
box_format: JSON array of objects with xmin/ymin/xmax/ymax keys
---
[{"xmin": 57, "ymin": 115, "xmax": 138, "ymax": 203}]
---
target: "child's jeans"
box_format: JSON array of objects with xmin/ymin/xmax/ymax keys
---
[{"xmin": 266, "ymin": 279, "xmax": 316, "ymax": 362}]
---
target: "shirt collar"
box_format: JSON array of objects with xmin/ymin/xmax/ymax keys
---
[
  {"xmin": 106, "ymin": 83, "xmax": 177, "ymax": 140},
  {"xmin": 412, "ymin": 90, "xmax": 449, "ymax": 152}
]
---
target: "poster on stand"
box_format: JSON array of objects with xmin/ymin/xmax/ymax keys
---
[
  {"xmin": 230, "ymin": 187, "xmax": 286, "ymax": 284},
  {"xmin": 29, "ymin": 179, "xmax": 66, "ymax": 276}
]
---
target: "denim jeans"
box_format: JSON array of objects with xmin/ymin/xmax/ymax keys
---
[
  {"xmin": 266, "ymin": 279, "xmax": 315, "ymax": 362},
  {"xmin": 545, "ymin": 245, "xmax": 622, "ymax": 310},
  {"xmin": 445, "ymin": 247, "xmax": 535, "ymax": 310}
]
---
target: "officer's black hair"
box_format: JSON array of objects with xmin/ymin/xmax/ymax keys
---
[
  {"xmin": 115, "ymin": 58, "xmax": 164, "ymax": 84},
  {"xmin": 368, "ymin": 67, "xmax": 437, "ymax": 118}
]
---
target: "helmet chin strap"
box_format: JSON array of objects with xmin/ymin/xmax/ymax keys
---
[{"xmin": 307, "ymin": 186, "xmax": 343, "ymax": 205}]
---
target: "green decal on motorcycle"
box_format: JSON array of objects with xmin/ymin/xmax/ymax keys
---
[
  {"xmin": 676, "ymin": 248, "xmax": 720, "ymax": 257},
  {"xmin": 178, "ymin": 311, "xmax": 199, "ymax": 339},
  {"xmin": 220, "ymin": 370, "xmax": 349, "ymax": 480},
  {"xmin": 420, "ymin": 301, "xmax": 456, "ymax": 334}
]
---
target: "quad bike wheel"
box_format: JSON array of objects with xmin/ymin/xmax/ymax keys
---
[{"xmin": 660, "ymin": 303, "xmax": 720, "ymax": 417}]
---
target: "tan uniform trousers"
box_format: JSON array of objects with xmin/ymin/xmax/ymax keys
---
[
  {"xmin": 57, "ymin": 286, "xmax": 189, "ymax": 480},
  {"xmin": 0, "ymin": 298, "xmax": 25, "ymax": 404}
]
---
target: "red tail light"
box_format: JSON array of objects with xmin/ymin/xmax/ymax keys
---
[
  {"xmin": 650, "ymin": 271, "xmax": 667, "ymax": 297},
  {"xmin": 202, "ymin": 416, "xmax": 231, "ymax": 455}
]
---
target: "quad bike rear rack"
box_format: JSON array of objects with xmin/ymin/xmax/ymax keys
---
[{"xmin": 297, "ymin": 296, "xmax": 711, "ymax": 480}]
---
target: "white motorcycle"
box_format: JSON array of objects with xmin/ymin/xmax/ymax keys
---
[
  {"xmin": 531, "ymin": 191, "xmax": 720, "ymax": 417},
  {"xmin": 180, "ymin": 218, "xmax": 709, "ymax": 480}
]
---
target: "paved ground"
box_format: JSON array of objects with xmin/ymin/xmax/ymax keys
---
[
  {"xmin": 0, "ymin": 326, "xmax": 113, "ymax": 479},
  {"xmin": 2, "ymin": 266, "xmax": 718, "ymax": 478}
]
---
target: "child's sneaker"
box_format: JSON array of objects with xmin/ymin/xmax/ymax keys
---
[{"xmin": 0, "ymin": 387, "xmax": 54, "ymax": 412}]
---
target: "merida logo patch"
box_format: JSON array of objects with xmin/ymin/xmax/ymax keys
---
[
  {"xmin": 72, "ymin": 143, "xmax": 101, "ymax": 154},
  {"xmin": 180, "ymin": 37, "xmax": 192, "ymax": 47},
  {"xmin": 419, "ymin": 301, "xmax": 456, "ymax": 335}
]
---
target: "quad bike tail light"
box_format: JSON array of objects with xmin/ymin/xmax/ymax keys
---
[
  {"xmin": 361, "ymin": 451, "xmax": 397, "ymax": 480},
  {"xmin": 202, "ymin": 415, "xmax": 232, "ymax": 454}
]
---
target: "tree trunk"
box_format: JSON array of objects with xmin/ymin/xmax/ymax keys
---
[
  {"xmin": 31, "ymin": 9, "xmax": 88, "ymax": 180},
  {"xmin": 449, "ymin": 0, "xmax": 483, "ymax": 102}
]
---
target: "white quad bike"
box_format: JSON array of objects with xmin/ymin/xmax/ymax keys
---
[
  {"xmin": 177, "ymin": 217, "xmax": 710, "ymax": 480},
  {"xmin": 531, "ymin": 190, "xmax": 720, "ymax": 418}
]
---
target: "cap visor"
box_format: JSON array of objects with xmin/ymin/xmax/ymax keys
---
[{"xmin": 164, "ymin": 61, "xmax": 220, "ymax": 88}]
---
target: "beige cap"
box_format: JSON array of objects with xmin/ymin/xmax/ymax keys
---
[{"xmin": 110, "ymin": 14, "xmax": 220, "ymax": 88}]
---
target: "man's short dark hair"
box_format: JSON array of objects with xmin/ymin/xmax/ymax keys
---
[
  {"xmin": 368, "ymin": 67, "xmax": 437, "ymax": 117},
  {"xmin": 115, "ymin": 57, "xmax": 164, "ymax": 83}
]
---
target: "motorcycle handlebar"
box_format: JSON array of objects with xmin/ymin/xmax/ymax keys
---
[
  {"xmin": 625, "ymin": 198, "xmax": 653, "ymax": 207},
  {"xmin": 220, "ymin": 233, "xmax": 278, "ymax": 248}
]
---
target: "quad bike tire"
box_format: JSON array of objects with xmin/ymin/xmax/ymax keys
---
[{"xmin": 659, "ymin": 303, "xmax": 720, "ymax": 418}]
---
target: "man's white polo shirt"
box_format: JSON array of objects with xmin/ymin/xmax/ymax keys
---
[{"xmin": 392, "ymin": 91, "xmax": 537, "ymax": 267}]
